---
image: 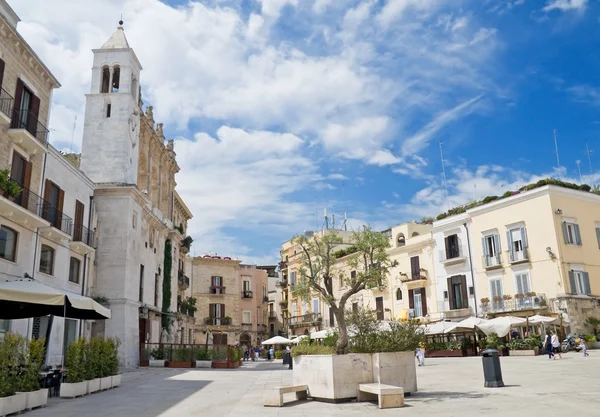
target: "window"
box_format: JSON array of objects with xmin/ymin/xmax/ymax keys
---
[
  {"xmin": 242, "ymin": 311, "xmax": 251, "ymax": 324},
  {"xmin": 489, "ymin": 278, "xmax": 503, "ymax": 307},
  {"xmin": 396, "ymin": 288, "xmax": 402, "ymax": 300},
  {"xmin": 375, "ymin": 297, "xmax": 384, "ymax": 320},
  {"xmin": 410, "ymin": 256, "xmax": 420, "ymax": 279},
  {"xmin": 352, "ymin": 302, "xmax": 358, "ymax": 314},
  {"xmin": 68, "ymin": 257, "xmax": 81, "ymax": 283},
  {"xmin": 106, "ymin": 103, "xmax": 111, "ymax": 118},
  {"xmin": 350, "ymin": 270, "xmax": 356, "ymax": 280},
  {"xmin": 43, "ymin": 180, "xmax": 64, "ymax": 229},
  {"xmin": 101, "ymin": 66, "xmax": 110, "ymax": 93},
  {"xmin": 514, "ymin": 272, "xmax": 531, "ymax": 295},
  {"xmin": 507, "ymin": 226, "xmax": 528, "ymax": 262},
  {"xmin": 290, "ymin": 271, "xmax": 297, "ymax": 286},
  {"xmin": 154, "ymin": 273, "xmax": 160, "ymax": 306},
  {"xmin": 312, "ymin": 298, "xmax": 319, "ymax": 314},
  {"xmin": 482, "ymin": 233, "xmax": 501, "ymax": 266},
  {"xmin": 63, "ymin": 319, "xmax": 77, "ymax": 361},
  {"xmin": 302, "ymin": 301, "xmax": 308, "ymax": 315},
  {"xmin": 412, "ymin": 232, "xmax": 419, "ymax": 237},
  {"xmin": 563, "ymin": 221, "xmax": 582, "ymax": 245},
  {"xmin": 112, "ymin": 66, "xmax": 120, "ymax": 92},
  {"xmin": 444, "ymin": 234, "xmax": 460, "ymax": 260},
  {"xmin": 139, "ymin": 264, "xmax": 144, "ymax": 302},
  {"xmin": 569, "ymin": 270, "xmax": 591, "ymax": 295},
  {"xmin": 243, "ymin": 280, "xmax": 251, "ymax": 291},
  {"xmin": 447, "ymin": 275, "xmax": 467, "ymax": 310},
  {"xmin": 131, "ymin": 76, "xmax": 138, "ymax": 99},
  {"xmin": 397, "ymin": 233, "xmax": 406, "ymax": 247},
  {"xmin": 409, "ymin": 288, "xmax": 427, "ymax": 317},
  {"xmin": 291, "ymin": 301, "xmax": 297, "ymax": 316},
  {"xmin": 0, "ymin": 226, "xmax": 18, "ymax": 262},
  {"xmin": 39, "ymin": 245, "xmax": 54, "ymax": 275}
]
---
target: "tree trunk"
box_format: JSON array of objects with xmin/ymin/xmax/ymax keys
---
[{"xmin": 333, "ymin": 306, "xmax": 348, "ymax": 354}]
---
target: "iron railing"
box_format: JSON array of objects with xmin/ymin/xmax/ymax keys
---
[
  {"xmin": 241, "ymin": 324, "xmax": 253, "ymax": 332},
  {"xmin": 482, "ymin": 253, "xmax": 502, "ymax": 268},
  {"xmin": 241, "ymin": 290, "xmax": 253, "ymax": 299},
  {"xmin": 41, "ymin": 201, "xmax": 73, "ymax": 236},
  {"xmin": 288, "ymin": 313, "xmax": 321, "ymax": 326},
  {"xmin": 178, "ymin": 272, "xmax": 190, "ymax": 289},
  {"xmin": 204, "ymin": 317, "xmax": 231, "ymax": 326},
  {"xmin": 209, "ymin": 286, "xmax": 226, "ymax": 295},
  {"xmin": 508, "ymin": 248, "xmax": 529, "ymax": 263},
  {"xmin": 439, "ymin": 245, "xmax": 467, "ymax": 262},
  {"xmin": 268, "ymin": 311, "xmax": 277, "ymax": 319},
  {"xmin": 11, "ymin": 108, "xmax": 49, "ymax": 146},
  {"xmin": 72, "ymin": 224, "xmax": 96, "ymax": 248},
  {"xmin": 480, "ymin": 293, "xmax": 547, "ymax": 314},
  {"xmin": 0, "ymin": 88, "xmax": 13, "ymax": 119}
]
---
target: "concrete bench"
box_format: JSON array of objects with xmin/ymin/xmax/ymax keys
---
[
  {"xmin": 357, "ymin": 383, "xmax": 404, "ymax": 409},
  {"xmin": 263, "ymin": 385, "xmax": 308, "ymax": 407}
]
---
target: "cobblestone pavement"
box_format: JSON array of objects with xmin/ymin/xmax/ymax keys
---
[{"xmin": 27, "ymin": 352, "xmax": 600, "ymax": 417}]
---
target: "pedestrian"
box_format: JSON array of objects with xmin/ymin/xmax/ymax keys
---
[
  {"xmin": 544, "ymin": 332, "xmax": 554, "ymax": 360},
  {"xmin": 269, "ymin": 346, "xmax": 274, "ymax": 361},
  {"xmin": 242, "ymin": 344, "xmax": 248, "ymax": 361},
  {"xmin": 416, "ymin": 341, "xmax": 425, "ymax": 366},
  {"xmin": 255, "ymin": 345, "xmax": 260, "ymax": 361},
  {"xmin": 581, "ymin": 339, "xmax": 589, "ymax": 357},
  {"xmin": 551, "ymin": 332, "xmax": 562, "ymax": 359},
  {"xmin": 250, "ymin": 346, "xmax": 255, "ymax": 361}
]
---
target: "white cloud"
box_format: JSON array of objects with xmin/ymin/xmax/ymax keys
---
[
  {"xmin": 258, "ymin": 0, "xmax": 298, "ymax": 18},
  {"xmin": 376, "ymin": 0, "xmax": 439, "ymax": 27},
  {"xmin": 543, "ymin": 0, "xmax": 587, "ymax": 12},
  {"xmin": 321, "ymin": 116, "xmax": 391, "ymax": 162}
]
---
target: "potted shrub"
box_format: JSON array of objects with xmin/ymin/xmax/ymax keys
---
[
  {"xmin": 195, "ymin": 347, "xmax": 212, "ymax": 368},
  {"xmin": 168, "ymin": 346, "xmax": 193, "ymax": 368},
  {"xmin": 0, "ymin": 334, "xmax": 27, "ymax": 415},
  {"xmin": 492, "ymin": 296, "xmax": 503, "ymax": 303},
  {"xmin": 514, "ymin": 293, "xmax": 524, "ymax": 300},
  {"xmin": 85, "ymin": 338, "xmax": 102, "ymax": 394},
  {"xmin": 507, "ymin": 335, "xmax": 540, "ymax": 356},
  {"xmin": 480, "ymin": 297, "xmax": 490, "ymax": 304},
  {"xmin": 107, "ymin": 339, "xmax": 122, "ymax": 388},
  {"xmin": 502, "ymin": 294, "xmax": 512, "ymax": 301},
  {"xmin": 99, "ymin": 339, "xmax": 113, "ymax": 390},
  {"xmin": 61, "ymin": 339, "xmax": 88, "ymax": 398},
  {"xmin": 16, "ymin": 337, "xmax": 48, "ymax": 409},
  {"xmin": 149, "ymin": 346, "xmax": 166, "ymax": 367},
  {"xmin": 525, "ymin": 291, "xmax": 537, "ymax": 297}
]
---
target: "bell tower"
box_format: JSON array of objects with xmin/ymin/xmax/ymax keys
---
[{"xmin": 80, "ymin": 21, "xmax": 142, "ymax": 184}]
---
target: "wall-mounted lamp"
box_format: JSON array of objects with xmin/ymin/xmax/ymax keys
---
[
  {"xmin": 555, "ymin": 209, "xmax": 562, "ymax": 215},
  {"xmin": 546, "ymin": 247, "xmax": 555, "ymax": 258}
]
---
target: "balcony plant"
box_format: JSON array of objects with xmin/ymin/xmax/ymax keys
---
[
  {"xmin": 492, "ymin": 296, "xmax": 503, "ymax": 303},
  {"xmin": 60, "ymin": 339, "xmax": 88, "ymax": 398},
  {"xmin": 502, "ymin": 294, "xmax": 512, "ymax": 301},
  {"xmin": 16, "ymin": 337, "xmax": 48, "ymax": 409},
  {"xmin": 0, "ymin": 333, "xmax": 26, "ymax": 415},
  {"xmin": 480, "ymin": 297, "xmax": 490, "ymax": 304},
  {"xmin": 514, "ymin": 293, "xmax": 524, "ymax": 299},
  {"xmin": 525, "ymin": 291, "xmax": 536, "ymax": 297},
  {"xmin": 149, "ymin": 346, "xmax": 166, "ymax": 367},
  {"xmin": 0, "ymin": 168, "xmax": 21, "ymax": 200},
  {"xmin": 195, "ymin": 348, "xmax": 212, "ymax": 368}
]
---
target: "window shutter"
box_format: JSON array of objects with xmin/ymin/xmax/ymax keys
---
[
  {"xmin": 482, "ymin": 237, "xmax": 488, "ymax": 257},
  {"xmin": 421, "ymin": 288, "xmax": 428, "ymax": 316},
  {"xmin": 444, "ymin": 236, "xmax": 451, "ymax": 259},
  {"xmin": 31, "ymin": 95, "xmax": 40, "ymax": 122},
  {"xmin": 562, "ymin": 222, "xmax": 569, "ymax": 244},
  {"xmin": 516, "ymin": 275, "xmax": 523, "ymax": 294},
  {"xmin": 520, "ymin": 226, "xmax": 528, "ymax": 247},
  {"xmin": 11, "ymin": 79, "xmax": 23, "ymax": 128},
  {"xmin": 506, "ymin": 230, "xmax": 514, "ymax": 260},
  {"xmin": 574, "ymin": 224, "xmax": 582, "ymax": 245},
  {"xmin": 596, "ymin": 227, "xmax": 600, "ymax": 249},
  {"xmin": 583, "ymin": 272, "xmax": 591, "ymax": 295},
  {"xmin": 568, "ymin": 271, "xmax": 576, "ymax": 295},
  {"xmin": 211, "ymin": 276, "xmax": 215, "ymax": 287},
  {"xmin": 493, "ymin": 233, "xmax": 501, "ymax": 254},
  {"xmin": 408, "ymin": 289, "xmax": 414, "ymax": 309},
  {"xmin": 23, "ymin": 160, "xmax": 32, "ymax": 191},
  {"xmin": 57, "ymin": 188, "xmax": 65, "ymax": 230},
  {"xmin": 447, "ymin": 277, "xmax": 455, "ymax": 310},
  {"xmin": 0, "ymin": 58, "xmax": 5, "ymax": 88},
  {"xmin": 460, "ymin": 275, "xmax": 468, "ymax": 308},
  {"xmin": 221, "ymin": 304, "xmax": 225, "ymax": 318},
  {"xmin": 209, "ymin": 304, "xmax": 215, "ymax": 317}
]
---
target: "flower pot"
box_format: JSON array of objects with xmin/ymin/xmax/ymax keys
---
[
  {"xmin": 0, "ymin": 393, "xmax": 26, "ymax": 415},
  {"xmin": 149, "ymin": 359, "xmax": 166, "ymax": 367},
  {"xmin": 87, "ymin": 378, "xmax": 100, "ymax": 394},
  {"xmin": 293, "ymin": 354, "xmax": 373, "ymax": 400},
  {"xmin": 167, "ymin": 361, "xmax": 193, "ymax": 368},
  {"xmin": 372, "ymin": 352, "xmax": 417, "ymax": 394},
  {"xmin": 195, "ymin": 360, "xmax": 212, "ymax": 368},
  {"xmin": 111, "ymin": 374, "xmax": 122, "ymax": 388},
  {"xmin": 60, "ymin": 381, "xmax": 88, "ymax": 398},
  {"xmin": 100, "ymin": 376, "xmax": 112, "ymax": 390},
  {"xmin": 16, "ymin": 389, "xmax": 48, "ymax": 410}
]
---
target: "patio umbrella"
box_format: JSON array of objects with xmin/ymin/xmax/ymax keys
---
[
  {"xmin": 310, "ymin": 328, "xmax": 336, "ymax": 340},
  {"xmin": 453, "ymin": 317, "xmax": 489, "ymax": 332},
  {"xmin": 528, "ymin": 315, "xmax": 560, "ymax": 325},
  {"xmin": 0, "ymin": 279, "xmax": 111, "ymax": 320},
  {"xmin": 425, "ymin": 321, "xmax": 458, "ymax": 335},
  {"xmin": 476, "ymin": 316, "xmax": 526, "ymax": 337},
  {"xmin": 261, "ymin": 336, "xmax": 292, "ymax": 345},
  {"xmin": 290, "ymin": 335, "xmax": 308, "ymax": 344}
]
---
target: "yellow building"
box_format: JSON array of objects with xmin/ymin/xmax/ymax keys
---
[{"xmin": 469, "ymin": 184, "xmax": 600, "ymax": 332}]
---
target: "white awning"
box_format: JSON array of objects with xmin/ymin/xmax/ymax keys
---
[
  {"xmin": 261, "ymin": 336, "xmax": 292, "ymax": 345},
  {"xmin": 476, "ymin": 316, "xmax": 526, "ymax": 337}
]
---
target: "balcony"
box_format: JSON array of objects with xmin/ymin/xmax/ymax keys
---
[
  {"xmin": 8, "ymin": 108, "xmax": 49, "ymax": 155},
  {"xmin": 482, "ymin": 253, "xmax": 502, "ymax": 269},
  {"xmin": 400, "ymin": 270, "xmax": 428, "ymax": 290},
  {"xmin": 279, "ymin": 301, "xmax": 288, "ymax": 310},
  {"xmin": 0, "ymin": 88, "xmax": 13, "ymax": 126},
  {"xmin": 0, "ymin": 181, "xmax": 50, "ymax": 229},
  {"xmin": 178, "ymin": 270, "xmax": 190, "ymax": 291},
  {"xmin": 241, "ymin": 323, "xmax": 253, "ymax": 332},
  {"xmin": 204, "ymin": 317, "xmax": 231, "ymax": 326},
  {"xmin": 439, "ymin": 246, "xmax": 467, "ymax": 266},
  {"xmin": 257, "ymin": 324, "xmax": 267, "ymax": 333},
  {"xmin": 508, "ymin": 248, "xmax": 529, "ymax": 264},
  {"xmin": 263, "ymin": 296, "xmax": 269, "ymax": 303},
  {"xmin": 269, "ymin": 311, "xmax": 278, "ymax": 320},
  {"xmin": 241, "ymin": 290, "xmax": 253, "ymax": 299},
  {"xmin": 209, "ymin": 286, "xmax": 226, "ymax": 295},
  {"xmin": 276, "ymin": 278, "xmax": 288, "ymax": 289},
  {"xmin": 288, "ymin": 313, "xmax": 321, "ymax": 327},
  {"xmin": 39, "ymin": 203, "xmax": 73, "ymax": 243},
  {"xmin": 480, "ymin": 293, "xmax": 548, "ymax": 315},
  {"xmin": 69, "ymin": 224, "xmax": 96, "ymax": 254}
]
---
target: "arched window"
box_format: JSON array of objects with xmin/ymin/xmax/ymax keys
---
[
  {"xmin": 100, "ymin": 66, "xmax": 110, "ymax": 93},
  {"xmin": 412, "ymin": 232, "xmax": 419, "ymax": 237},
  {"xmin": 131, "ymin": 75, "xmax": 138, "ymax": 99},
  {"xmin": 397, "ymin": 233, "xmax": 405, "ymax": 247},
  {"xmin": 112, "ymin": 66, "xmax": 120, "ymax": 92},
  {"xmin": 396, "ymin": 288, "xmax": 402, "ymax": 301}
]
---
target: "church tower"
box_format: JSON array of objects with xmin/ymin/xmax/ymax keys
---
[{"xmin": 80, "ymin": 21, "xmax": 142, "ymax": 184}]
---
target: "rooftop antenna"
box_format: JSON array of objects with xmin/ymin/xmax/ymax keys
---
[
  {"xmin": 119, "ymin": 14, "xmax": 123, "ymax": 26},
  {"xmin": 69, "ymin": 115, "xmax": 77, "ymax": 153},
  {"xmin": 553, "ymin": 129, "xmax": 562, "ymax": 181},
  {"xmin": 323, "ymin": 208, "xmax": 329, "ymax": 230},
  {"xmin": 332, "ymin": 213, "xmax": 335, "ymax": 229},
  {"xmin": 342, "ymin": 211, "xmax": 348, "ymax": 231},
  {"xmin": 576, "ymin": 160, "xmax": 583, "ymax": 184},
  {"xmin": 439, "ymin": 141, "xmax": 449, "ymax": 209},
  {"xmin": 586, "ymin": 140, "xmax": 595, "ymax": 189}
]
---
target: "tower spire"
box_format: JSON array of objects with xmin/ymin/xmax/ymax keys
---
[{"xmin": 119, "ymin": 14, "xmax": 123, "ymax": 27}]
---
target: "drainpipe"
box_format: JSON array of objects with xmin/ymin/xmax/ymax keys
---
[
  {"xmin": 79, "ymin": 253, "xmax": 88, "ymax": 338},
  {"xmin": 463, "ymin": 223, "xmax": 478, "ymax": 317}
]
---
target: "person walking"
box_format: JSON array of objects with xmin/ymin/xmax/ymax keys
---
[
  {"xmin": 249, "ymin": 346, "xmax": 255, "ymax": 362},
  {"xmin": 242, "ymin": 344, "xmax": 248, "ymax": 361},
  {"xmin": 581, "ymin": 339, "xmax": 589, "ymax": 357},
  {"xmin": 254, "ymin": 345, "xmax": 260, "ymax": 361},
  {"xmin": 416, "ymin": 341, "xmax": 425, "ymax": 366},
  {"xmin": 551, "ymin": 332, "xmax": 562, "ymax": 359},
  {"xmin": 544, "ymin": 332, "xmax": 554, "ymax": 360},
  {"xmin": 269, "ymin": 346, "xmax": 274, "ymax": 361}
]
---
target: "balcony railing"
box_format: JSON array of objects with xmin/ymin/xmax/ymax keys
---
[
  {"xmin": 72, "ymin": 224, "xmax": 96, "ymax": 248},
  {"xmin": 263, "ymin": 296, "xmax": 269, "ymax": 303},
  {"xmin": 3, "ymin": 178, "xmax": 45, "ymax": 218},
  {"xmin": 178, "ymin": 271, "xmax": 190, "ymax": 290},
  {"xmin": 0, "ymin": 88, "xmax": 14, "ymax": 119},
  {"xmin": 400, "ymin": 272, "xmax": 427, "ymax": 282},
  {"xmin": 269, "ymin": 311, "xmax": 278, "ymax": 319},
  {"xmin": 257, "ymin": 324, "xmax": 267, "ymax": 333},
  {"xmin": 209, "ymin": 286, "xmax": 226, "ymax": 295},
  {"xmin": 11, "ymin": 108, "xmax": 49, "ymax": 146},
  {"xmin": 439, "ymin": 245, "xmax": 467, "ymax": 264},
  {"xmin": 482, "ymin": 253, "xmax": 502, "ymax": 268},
  {"xmin": 288, "ymin": 313, "xmax": 321, "ymax": 326},
  {"xmin": 241, "ymin": 323, "xmax": 253, "ymax": 332},
  {"xmin": 508, "ymin": 248, "xmax": 529, "ymax": 263},
  {"xmin": 41, "ymin": 201, "xmax": 73, "ymax": 236},
  {"xmin": 205, "ymin": 317, "xmax": 231, "ymax": 326},
  {"xmin": 480, "ymin": 294, "xmax": 547, "ymax": 314},
  {"xmin": 279, "ymin": 301, "xmax": 288, "ymax": 310},
  {"xmin": 241, "ymin": 290, "xmax": 253, "ymax": 299}
]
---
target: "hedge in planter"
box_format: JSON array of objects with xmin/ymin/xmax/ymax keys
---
[
  {"xmin": 17, "ymin": 337, "xmax": 49, "ymax": 409},
  {"xmin": 61, "ymin": 339, "xmax": 88, "ymax": 398},
  {"xmin": 0, "ymin": 334, "xmax": 27, "ymax": 415}
]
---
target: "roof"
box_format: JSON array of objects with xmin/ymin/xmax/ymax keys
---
[{"xmin": 100, "ymin": 25, "xmax": 130, "ymax": 49}]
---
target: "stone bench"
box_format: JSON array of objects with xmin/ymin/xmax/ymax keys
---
[
  {"xmin": 263, "ymin": 385, "xmax": 308, "ymax": 407},
  {"xmin": 357, "ymin": 383, "xmax": 404, "ymax": 409}
]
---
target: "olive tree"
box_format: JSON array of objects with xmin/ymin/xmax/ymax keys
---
[{"xmin": 291, "ymin": 226, "xmax": 396, "ymax": 354}]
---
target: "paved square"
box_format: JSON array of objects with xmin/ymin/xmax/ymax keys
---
[{"xmin": 28, "ymin": 352, "xmax": 599, "ymax": 417}]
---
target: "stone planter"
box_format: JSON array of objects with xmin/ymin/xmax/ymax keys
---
[
  {"xmin": 111, "ymin": 374, "xmax": 122, "ymax": 388},
  {"xmin": 293, "ymin": 354, "xmax": 373, "ymax": 401},
  {"xmin": 509, "ymin": 350, "xmax": 537, "ymax": 356},
  {"xmin": 60, "ymin": 381, "xmax": 88, "ymax": 398},
  {"xmin": 149, "ymin": 359, "xmax": 166, "ymax": 367},
  {"xmin": 167, "ymin": 361, "xmax": 193, "ymax": 368},
  {"xmin": 100, "ymin": 376, "xmax": 112, "ymax": 390},
  {"xmin": 212, "ymin": 361, "xmax": 228, "ymax": 369},
  {"xmin": 0, "ymin": 393, "xmax": 26, "ymax": 415},
  {"xmin": 372, "ymin": 352, "xmax": 417, "ymax": 394},
  {"xmin": 87, "ymin": 378, "xmax": 100, "ymax": 394},
  {"xmin": 195, "ymin": 360, "xmax": 212, "ymax": 368},
  {"xmin": 426, "ymin": 350, "xmax": 464, "ymax": 358},
  {"xmin": 16, "ymin": 389, "xmax": 48, "ymax": 410},
  {"xmin": 591, "ymin": 342, "xmax": 600, "ymax": 350}
]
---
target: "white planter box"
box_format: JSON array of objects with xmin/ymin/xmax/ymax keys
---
[
  {"xmin": 60, "ymin": 381, "xmax": 88, "ymax": 398},
  {"xmin": 16, "ymin": 389, "xmax": 48, "ymax": 410},
  {"xmin": 87, "ymin": 378, "xmax": 100, "ymax": 394},
  {"xmin": 293, "ymin": 354, "xmax": 372, "ymax": 400},
  {"xmin": 0, "ymin": 393, "xmax": 26, "ymax": 415},
  {"xmin": 100, "ymin": 376, "xmax": 112, "ymax": 390},
  {"xmin": 509, "ymin": 350, "xmax": 537, "ymax": 356},
  {"xmin": 372, "ymin": 352, "xmax": 417, "ymax": 394},
  {"xmin": 149, "ymin": 360, "xmax": 166, "ymax": 367},
  {"xmin": 111, "ymin": 374, "xmax": 122, "ymax": 388},
  {"xmin": 591, "ymin": 342, "xmax": 600, "ymax": 350},
  {"xmin": 195, "ymin": 361, "xmax": 212, "ymax": 368}
]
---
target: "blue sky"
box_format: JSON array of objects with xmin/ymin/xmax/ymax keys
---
[{"xmin": 12, "ymin": 0, "xmax": 600, "ymax": 263}]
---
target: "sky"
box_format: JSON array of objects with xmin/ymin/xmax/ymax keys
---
[{"xmin": 9, "ymin": 0, "xmax": 600, "ymax": 264}]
